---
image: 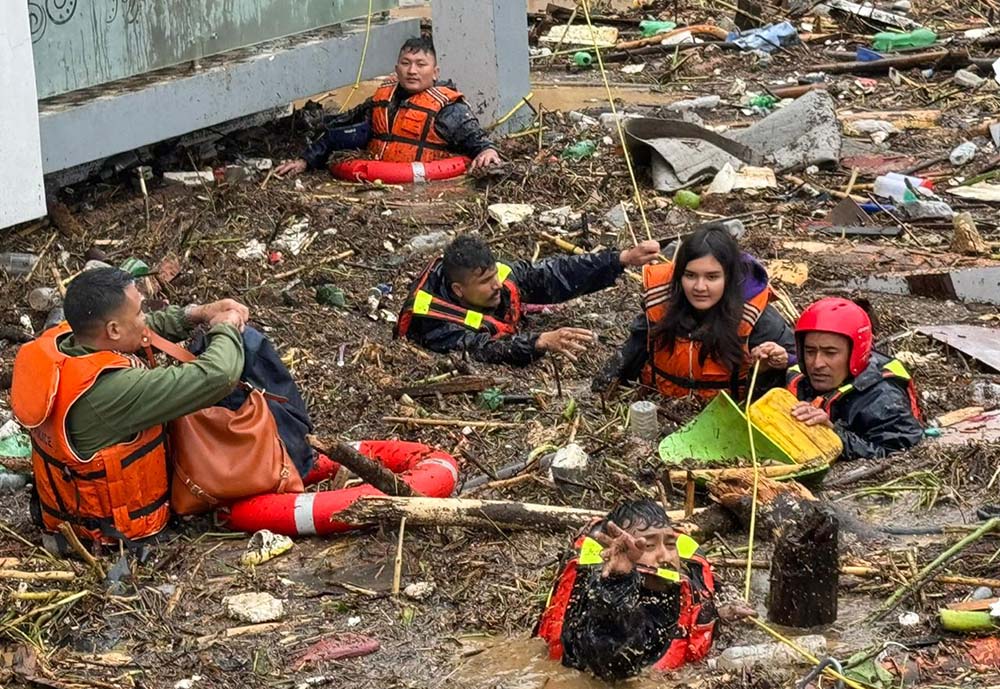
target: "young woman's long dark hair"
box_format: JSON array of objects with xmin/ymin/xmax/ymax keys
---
[{"xmin": 652, "ymin": 226, "xmax": 746, "ymax": 372}]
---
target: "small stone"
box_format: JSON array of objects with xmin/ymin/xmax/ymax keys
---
[
  {"xmin": 971, "ymin": 586, "xmax": 995, "ymax": 600},
  {"xmin": 224, "ymin": 592, "xmax": 284, "ymax": 624},
  {"xmin": 403, "ymin": 581, "xmax": 437, "ymax": 601}
]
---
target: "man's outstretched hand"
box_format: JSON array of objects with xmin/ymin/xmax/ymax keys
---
[
  {"xmin": 275, "ymin": 158, "xmax": 308, "ymax": 177},
  {"xmin": 470, "ymin": 148, "xmax": 501, "ymax": 172},
  {"xmin": 619, "ymin": 240, "xmax": 661, "ymax": 267},
  {"xmin": 535, "ymin": 327, "xmax": 595, "ymax": 361},
  {"xmin": 593, "ymin": 521, "xmax": 646, "ymax": 578},
  {"xmin": 187, "ymin": 299, "xmax": 250, "ymax": 332}
]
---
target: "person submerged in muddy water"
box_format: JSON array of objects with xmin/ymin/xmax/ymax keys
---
[
  {"xmin": 788, "ymin": 297, "xmax": 923, "ymax": 460},
  {"xmin": 593, "ymin": 225, "xmax": 795, "ymax": 400},
  {"xmin": 394, "ymin": 235, "xmax": 661, "ymax": 366},
  {"xmin": 274, "ymin": 36, "xmax": 501, "ymax": 176},
  {"xmin": 536, "ymin": 500, "xmax": 755, "ymax": 680}
]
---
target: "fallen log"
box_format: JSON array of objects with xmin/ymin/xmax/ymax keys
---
[
  {"xmin": 768, "ymin": 503, "xmax": 839, "ymax": 627},
  {"xmin": 665, "ymin": 463, "xmax": 810, "ymax": 484},
  {"xmin": 307, "ymin": 436, "xmax": 418, "ymax": 497},
  {"xmin": 386, "ymin": 375, "xmax": 495, "ymax": 399},
  {"xmin": 614, "ymin": 25, "xmax": 730, "ymax": 51},
  {"xmin": 823, "ymin": 458, "xmax": 892, "ymax": 489},
  {"xmin": 336, "ymin": 495, "xmax": 703, "ymax": 532},
  {"xmin": 809, "ymin": 49, "xmax": 950, "ymax": 74},
  {"xmin": 768, "ymin": 83, "xmax": 827, "ymax": 99}
]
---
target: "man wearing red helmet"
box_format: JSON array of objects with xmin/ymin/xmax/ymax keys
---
[{"xmin": 787, "ymin": 298, "xmax": 923, "ymax": 460}]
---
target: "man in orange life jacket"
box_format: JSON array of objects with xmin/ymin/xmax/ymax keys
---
[
  {"xmin": 395, "ymin": 235, "xmax": 662, "ymax": 366},
  {"xmin": 275, "ymin": 36, "xmax": 500, "ymax": 176},
  {"xmin": 788, "ymin": 298, "xmax": 923, "ymax": 460},
  {"xmin": 536, "ymin": 500, "xmax": 755, "ymax": 680},
  {"xmin": 10, "ymin": 268, "xmax": 248, "ymax": 552}
]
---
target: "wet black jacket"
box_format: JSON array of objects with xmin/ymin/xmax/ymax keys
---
[
  {"xmin": 401, "ymin": 250, "xmax": 626, "ymax": 366},
  {"xmin": 788, "ymin": 352, "xmax": 923, "ymax": 460},
  {"xmin": 301, "ymin": 79, "xmax": 495, "ymax": 169},
  {"xmin": 560, "ymin": 561, "xmax": 716, "ymax": 681}
]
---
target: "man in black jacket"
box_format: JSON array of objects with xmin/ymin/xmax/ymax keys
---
[
  {"xmin": 275, "ymin": 37, "xmax": 499, "ymax": 176},
  {"xmin": 395, "ymin": 235, "xmax": 661, "ymax": 366},
  {"xmin": 788, "ymin": 297, "xmax": 923, "ymax": 460}
]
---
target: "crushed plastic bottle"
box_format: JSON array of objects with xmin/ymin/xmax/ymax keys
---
[
  {"xmin": 954, "ymin": 69, "xmax": 985, "ymax": 88},
  {"xmin": 872, "ymin": 28, "xmax": 937, "ymax": 52},
  {"xmin": 561, "ymin": 140, "xmax": 597, "ymax": 161},
  {"xmin": 639, "ymin": 20, "xmax": 677, "ymax": 36},
  {"xmin": 949, "ymin": 141, "xmax": 978, "ymax": 166},
  {"xmin": 667, "ymin": 95, "xmax": 721, "ymax": 112},
  {"xmin": 0, "ymin": 252, "xmax": 39, "ymax": 277},
  {"xmin": 716, "ymin": 635, "xmax": 828, "ymax": 671},
  {"xmin": 728, "ymin": 21, "xmax": 799, "ymax": 53},
  {"xmin": 873, "ymin": 173, "xmax": 934, "ymax": 203},
  {"xmin": 748, "ymin": 94, "xmax": 779, "ymax": 109},
  {"xmin": 404, "ymin": 231, "xmax": 451, "ymax": 255}
]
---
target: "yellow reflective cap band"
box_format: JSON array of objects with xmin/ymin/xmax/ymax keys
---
[
  {"xmin": 464, "ymin": 310, "xmax": 484, "ymax": 329},
  {"xmin": 413, "ymin": 290, "xmax": 433, "ymax": 315},
  {"xmin": 789, "ymin": 364, "xmax": 801, "ymax": 374},
  {"xmin": 579, "ymin": 537, "xmax": 604, "ymax": 566},
  {"xmin": 838, "ymin": 383, "xmax": 854, "ymax": 394},
  {"xmin": 884, "ymin": 359, "xmax": 911, "ymax": 380},
  {"xmin": 496, "ymin": 262, "xmax": 512, "ymax": 282},
  {"xmin": 677, "ymin": 534, "xmax": 699, "ymax": 560}
]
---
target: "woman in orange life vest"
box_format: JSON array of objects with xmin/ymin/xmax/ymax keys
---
[
  {"xmin": 536, "ymin": 500, "xmax": 755, "ymax": 680},
  {"xmin": 594, "ymin": 225, "xmax": 796, "ymax": 400}
]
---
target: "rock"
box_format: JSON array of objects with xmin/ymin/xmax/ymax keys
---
[
  {"xmin": 603, "ymin": 203, "xmax": 630, "ymax": 229},
  {"xmin": 224, "ymin": 592, "xmax": 284, "ymax": 624},
  {"xmin": 972, "ymin": 586, "xmax": 995, "ymax": 600},
  {"xmin": 487, "ymin": 203, "xmax": 534, "ymax": 227},
  {"xmin": 898, "ymin": 611, "xmax": 920, "ymax": 627},
  {"xmin": 950, "ymin": 212, "xmax": 989, "ymax": 256},
  {"xmin": 539, "ymin": 206, "xmax": 578, "ymax": 227},
  {"xmin": 403, "ymin": 581, "xmax": 437, "ymax": 601}
]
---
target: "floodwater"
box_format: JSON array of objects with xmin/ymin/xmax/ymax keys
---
[{"xmin": 454, "ymin": 637, "xmax": 699, "ymax": 689}]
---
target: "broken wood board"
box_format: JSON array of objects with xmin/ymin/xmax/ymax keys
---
[
  {"xmin": 838, "ymin": 109, "xmax": 942, "ymax": 131},
  {"xmin": 936, "ymin": 406, "xmax": 986, "ymax": 428},
  {"xmin": 949, "ymin": 182, "xmax": 1000, "ymax": 203},
  {"xmin": 847, "ymin": 265, "xmax": 1000, "ymax": 306},
  {"xmin": 918, "ymin": 324, "xmax": 1000, "ymax": 372},
  {"xmin": 540, "ymin": 25, "xmax": 618, "ymax": 47},
  {"xmin": 936, "ymin": 408, "xmax": 1000, "ymax": 446},
  {"xmin": 767, "ymin": 260, "xmax": 809, "ymax": 286}
]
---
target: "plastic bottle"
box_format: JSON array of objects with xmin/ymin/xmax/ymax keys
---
[
  {"xmin": 954, "ymin": 69, "xmax": 985, "ymax": 88},
  {"xmin": 561, "ymin": 140, "xmax": 597, "ymax": 161},
  {"xmin": 573, "ymin": 51, "xmax": 593, "ymax": 67},
  {"xmin": 0, "ymin": 252, "xmax": 39, "ymax": 277},
  {"xmin": 949, "ymin": 141, "xmax": 977, "ymax": 166},
  {"xmin": 629, "ymin": 401, "xmax": 660, "ymax": 441},
  {"xmin": 873, "ymin": 173, "xmax": 934, "ymax": 203},
  {"xmin": 716, "ymin": 635, "xmax": 828, "ymax": 671},
  {"xmin": 872, "ymin": 28, "xmax": 937, "ymax": 52},
  {"xmin": 667, "ymin": 95, "xmax": 721, "ymax": 112},
  {"xmin": 639, "ymin": 20, "xmax": 677, "ymax": 37},
  {"xmin": 748, "ymin": 94, "xmax": 778, "ymax": 109},
  {"xmin": 404, "ymin": 231, "xmax": 451, "ymax": 255},
  {"xmin": 28, "ymin": 287, "xmax": 61, "ymax": 312},
  {"xmin": 0, "ymin": 472, "xmax": 28, "ymax": 494},
  {"xmin": 856, "ymin": 47, "xmax": 884, "ymax": 62},
  {"xmin": 674, "ymin": 189, "xmax": 702, "ymax": 209}
]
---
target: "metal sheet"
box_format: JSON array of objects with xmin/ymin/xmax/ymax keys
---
[
  {"xmin": 30, "ymin": 0, "xmax": 397, "ymax": 98},
  {"xmin": 918, "ymin": 324, "xmax": 1000, "ymax": 373}
]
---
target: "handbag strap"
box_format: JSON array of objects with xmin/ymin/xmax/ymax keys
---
[{"xmin": 142, "ymin": 330, "xmax": 289, "ymax": 404}]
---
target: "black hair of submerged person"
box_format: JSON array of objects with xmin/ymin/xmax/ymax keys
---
[
  {"xmin": 604, "ymin": 499, "xmax": 672, "ymax": 532},
  {"xmin": 63, "ymin": 267, "xmax": 135, "ymax": 337},
  {"xmin": 442, "ymin": 235, "xmax": 495, "ymax": 285},
  {"xmin": 400, "ymin": 36, "xmax": 436, "ymax": 60},
  {"xmin": 652, "ymin": 226, "xmax": 746, "ymax": 373}
]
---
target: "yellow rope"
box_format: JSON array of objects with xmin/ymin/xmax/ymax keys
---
[
  {"xmin": 339, "ymin": 0, "xmax": 375, "ymax": 113},
  {"xmin": 742, "ymin": 359, "xmax": 762, "ymax": 601},
  {"xmin": 579, "ymin": 0, "xmax": 652, "ymax": 241}
]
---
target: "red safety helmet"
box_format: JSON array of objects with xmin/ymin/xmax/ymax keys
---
[{"xmin": 794, "ymin": 298, "xmax": 873, "ymax": 377}]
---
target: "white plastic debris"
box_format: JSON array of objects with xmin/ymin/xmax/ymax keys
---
[
  {"xmin": 404, "ymin": 231, "xmax": 451, "ymax": 255},
  {"xmin": 706, "ymin": 163, "xmax": 777, "ymax": 194},
  {"xmin": 950, "ymin": 141, "xmax": 978, "ymax": 166},
  {"xmin": 621, "ymin": 63, "xmax": 646, "ymax": 74},
  {"xmin": 990, "ymin": 601, "xmax": 1000, "ymax": 618},
  {"xmin": 898, "ymin": 611, "xmax": 921, "ymax": 627},
  {"xmin": 348, "ymin": 616, "xmax": 362, "ymax": 627},
  {"xmin": 272, "ymin": 218, "xmax": 311, "ymax": 256},
  {"xmin": 224, "ymin": 592, "xmax": 285, "ymax": 623},
  {"xmin": 236, "ymin": 239, "xmax": 268, "ymax": 261},
  {"xmin": 163, "ymin": 171, "xmax": 214, "ymax": 186},
  {"xmin": 174, "ymin": 676, "xmax": 203, "ymax": 689},
  {"xmin": 488, "ymin": 203, "xmax": 534, "ymax": 227},
  {"xmin": 403, "ymin": 581, "xmax": 437, "ymax": 601}
]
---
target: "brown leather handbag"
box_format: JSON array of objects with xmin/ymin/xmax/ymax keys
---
[{"xmin": 144, "ymin": 331, "xmax": 304, "ymax": 515}]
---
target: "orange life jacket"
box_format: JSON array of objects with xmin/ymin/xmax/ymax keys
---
[
  {"xmin": 640, "ymin": 262, "xmax": 771, "ymax": 400},
  {"xmin": 536, "ymin": 536, "xmax": 717, "ymax": 671},
  {"xmin": 395, "ymin": 259, "xmax": 522, "ymax": 340},
  {"xmin": 368, "ymin": 80, "xmax": 463, "ymax": 163},
  {"xmin": 10, "ymin": 323, "xmax": 170, "ymax": 545}
]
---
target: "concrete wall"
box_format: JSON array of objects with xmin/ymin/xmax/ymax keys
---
[
  {"xmin": 0, "ymin": 3, "xmax": 46, "ymax": 228},
  {"xmin": 432, "ymin": 0, "xmax": 532, "ymax": 134}
]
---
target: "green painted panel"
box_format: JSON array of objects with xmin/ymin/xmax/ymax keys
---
[{"xmin": 30, "ymin": 0, "xmax": 397, "ymax": 98}]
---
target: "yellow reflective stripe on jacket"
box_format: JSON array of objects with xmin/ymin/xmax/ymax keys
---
[
  {"xmin": 413, "ymin": 290, "xmax": 433, "ymax": 315},
  {"xmin": 496, "ymin": 262, "xmax": 512, "ymax": 282},
  {"xmin": 578, "ymin": 534, "xmax": 701, "ymax": 567},
  {"xmin": 883, "ymin": 358, "xmax": 911, "ymax": 380},
  {"xmin": 464, "ymin": 310, "xmax": 484, "ymax": 329},
  {"xmin": 579, "ymin": 537, "xmax": 604, "ymax": 565}
]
